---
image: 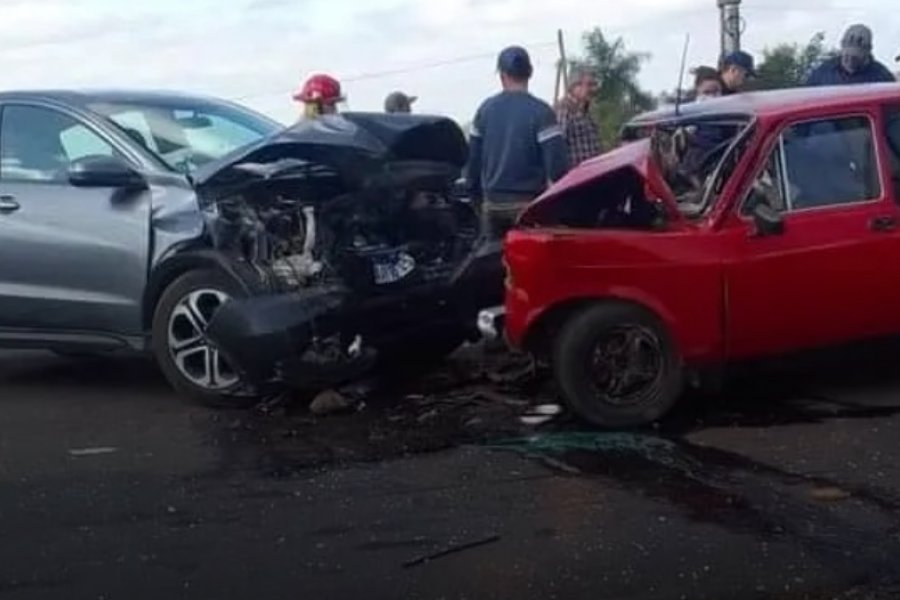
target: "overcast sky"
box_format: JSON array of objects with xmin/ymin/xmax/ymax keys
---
[{"xmin": 1, "ymin": 0, "xmax": 898, "ymax": 124}]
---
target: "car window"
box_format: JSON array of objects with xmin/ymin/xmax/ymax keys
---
[
  {"xmin": 104, "ymin": 110, "xmax": 159, "ymax": 153},
  {"xmin": 91, "ymin": 101, "xmax": 278, "ymax": 175},
  {"xmin": 741, "ymin": 141, "xmax": 787, "ymax": 216},
  {"xmin": 782, "ymin": 116, "xmax": 880, "ymax": 210},
  {"xmin": 0, "ymin": 105, "xmax": 119, "ymax": 183},
  {"xmin": 176, "ymin": 111, "xmax": 261, "ymax": 158},
  {"xmin": 741, "ymin": 116, "xmax": 880, "ymax": 215},
  {"xmin": 882, "ymin": 106, "xmax": 900, "ymax": 202}
]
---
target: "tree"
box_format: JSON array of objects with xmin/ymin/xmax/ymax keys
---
[
  {"xmin": 570, "ymin": 28, "xmax": 655, "ymax": 147},
  {"xmin": 752, "ymin": 32, "xmax": 834, "ymax": 90}
]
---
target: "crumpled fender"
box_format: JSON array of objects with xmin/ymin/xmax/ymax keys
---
[{"xmin": 519, "ymin": 138, "xmax": 682, "ymax": 225}]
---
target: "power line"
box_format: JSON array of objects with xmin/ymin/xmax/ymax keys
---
[{"xmin": 230, "ymin": 40, "xmax": 557, "ymax": 102}]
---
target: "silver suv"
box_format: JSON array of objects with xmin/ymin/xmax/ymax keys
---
[{"xmin": 0, "ymin": 91, "xmax": 502, "ymax": 405}]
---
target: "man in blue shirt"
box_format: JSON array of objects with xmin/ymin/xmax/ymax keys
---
[
  {"xmin": 466, "ymin": 46, "xmax": 569, "ymax": 240},
  {"xmin": 805, "ymin": 24, "xmax": 895, "ymax": 86}
]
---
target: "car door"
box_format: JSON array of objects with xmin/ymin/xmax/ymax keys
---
[
  {"xmin": 0, "ymin": 103, "xmax": 151, "ymax": 340},
  {"xmin": 723, "ymin": 112, "xmax": 898, "ymax": 360}
]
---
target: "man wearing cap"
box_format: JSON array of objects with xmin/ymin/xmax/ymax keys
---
[
  {"xmin": 466, "ymin": 45, "xmax": 569, "ymax": 241},
  {"xmin": 719, "ymin": 50, "xmax": 756, "ymax": 95},
  {"xmin": 805, "ymin": 24, "xmax": 895, "ymax": 86},
  {"xmin": 385, "ymin": 91, "xmax": 417, "ymax": 114},
  {"xmin": 556, "ymin": 65, "xmax": 603, "ymax": 167}
]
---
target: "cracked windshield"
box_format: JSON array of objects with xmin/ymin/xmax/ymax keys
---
[{"xmin": 2, "ymin": 1, "xmax": 900, "ymax": 599}]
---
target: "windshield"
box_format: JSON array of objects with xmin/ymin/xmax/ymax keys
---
[
  {"xmin": 642, "ymin": 117, "xmax": 752, "ymax": 215},
  {"xmin": 90, "ymin": 98, "xmax": 282, "ymax": 174}
]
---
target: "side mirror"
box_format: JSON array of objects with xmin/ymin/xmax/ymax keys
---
[
  {"xmin": 751, "ymin": 203, "xmax": 784, "ymax": 237},
  {"xmin": 68, "ymin": 155, "xmax": 146, "ymax": 189}
]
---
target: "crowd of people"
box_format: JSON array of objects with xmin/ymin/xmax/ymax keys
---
[{"xmin": 289, "ymin": 23, "xmax": 898, "ymax": 240}]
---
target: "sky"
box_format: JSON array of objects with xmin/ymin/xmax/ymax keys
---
[{"xmin": 0, "ymin": 0, "xmax": 898, "ymax": 125}]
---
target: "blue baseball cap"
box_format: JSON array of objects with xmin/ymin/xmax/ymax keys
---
[
  {"xmin": 497, "ymin": 46, "xmax": 533, "ymax": 79},
  {"xmin": 722, "ymin": 50, "xmax": 756, "ymax": 76}
]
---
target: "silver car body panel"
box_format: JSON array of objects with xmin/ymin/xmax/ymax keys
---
[{"xmin": 0, "ymin": 92, "xmax": 273, "ymax": 352}]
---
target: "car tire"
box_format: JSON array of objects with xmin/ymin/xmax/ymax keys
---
[
  {"xmin": 152, "ymin": 269, "xmax": 258, "ymax": 408},
  {"xmin": 553, "ymin": 302, "xmax": 683, "ymax": 428}
]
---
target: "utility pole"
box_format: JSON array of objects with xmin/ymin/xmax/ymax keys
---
[
  {"xmin": 553, "ymin": 29, "xmax": 569, "ymax": 106},
  {"xmin": 717, "ymin": 0, "xmax": 742, "ymax": 61}
]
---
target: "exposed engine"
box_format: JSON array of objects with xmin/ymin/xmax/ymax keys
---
[{"xmin": 208, "ymin": 184, "xmax": 479, "ymax": 295}]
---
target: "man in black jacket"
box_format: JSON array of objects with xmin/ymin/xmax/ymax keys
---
[{"xmin": 805, "ymin": 25, "xmax": 895, "ymax": 86}]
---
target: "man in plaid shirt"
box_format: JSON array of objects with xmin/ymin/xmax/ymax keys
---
[{"xmin": 556, "ymin": 66, "xmax": 603, "ymax": 167}]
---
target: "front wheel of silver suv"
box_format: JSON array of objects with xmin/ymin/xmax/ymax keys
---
[{"xmin": 152, "ymin": 269, "xmax": 258, "ymax": 408}]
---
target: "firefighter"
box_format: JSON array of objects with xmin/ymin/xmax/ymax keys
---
[{"xmin": 293, "ymin": 74, "xmax": 344, "ymax": 119}]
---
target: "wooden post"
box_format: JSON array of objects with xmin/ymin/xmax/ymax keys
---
[{"xmin": 554, "ymin": 29, "xmax": 569, "ymax": 105}]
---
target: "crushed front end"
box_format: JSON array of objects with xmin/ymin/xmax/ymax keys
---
[{"xmin": 194, "ymin": 113, "xmax": 503, "ymax": 390}]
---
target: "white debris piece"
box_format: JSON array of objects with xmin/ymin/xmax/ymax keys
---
[{"xmin": 68, "ymin": 447, "xmax": 118, "ymax": 457}]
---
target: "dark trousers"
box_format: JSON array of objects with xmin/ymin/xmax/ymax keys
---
[{"xmin": 482, "ymin": 193, "xmax": 535, "ymax": 241}]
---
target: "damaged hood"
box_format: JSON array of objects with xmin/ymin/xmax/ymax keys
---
[
  {"xmin": 519, "ymin": 138, "xmax": 681, "ymax": 223},
  {"xmin": 194, "ymin": 112, "xmax": 469, "ymax": 189}
]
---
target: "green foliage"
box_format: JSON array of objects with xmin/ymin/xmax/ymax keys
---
[
  {"xmin": 752, "ymin": 32, "xmax": 834, "ymax": 90},
  {"xmin": 570, "ymin": 28, "xmax": 656, "ymax": 147}
]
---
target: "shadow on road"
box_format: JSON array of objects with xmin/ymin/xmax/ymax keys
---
[
  {"xmin": 660, "ymin": 336, "xmax": 900, "ymax": 434},
  {"xmin": 0, "ymin": 351, "xmax": 170, "ymax": 393}
]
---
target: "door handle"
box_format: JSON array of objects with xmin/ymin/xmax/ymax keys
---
[
  {"xmin": 870, "ymin": 215, "xmax": 897, "ymax": 232},
  {"xmin": 0, "ymin": 195, "xmax": 19, "ymax": 214}
]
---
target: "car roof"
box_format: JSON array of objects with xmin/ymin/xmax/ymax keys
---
[
  {"xmin": 0, "ymin": 88, "xmax": 246, "ymax": 109},
  {"xmin": 630, "ymin": 83, "xmax": 900, "ymax": 126}
]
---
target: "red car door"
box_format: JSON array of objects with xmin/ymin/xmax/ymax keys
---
[{"xmin": 723, "ymin": 113, "xmax": 900, "ymax": 360}]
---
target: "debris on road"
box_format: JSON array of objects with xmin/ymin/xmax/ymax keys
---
[
  {"xmin": 402, "ymin": 534, "xmax": 502, "ymax": 568},
  {"xmin": 68, "ymin": 447, "xmax": 118, "ymax": 457},
  {"xmin": 207, "ymin": 346, "xmax": 563, "ymax": 472},
  {"xmin": 309, "ymin": 389, "xmax": 357, "ymax": 416},
  {"xmin": 519, "ymin": 404, "xmax": 564, "ymax": 426},
  {"xmin": 809, "ymin": 486, "xmax": 852, "ymax": 502}
]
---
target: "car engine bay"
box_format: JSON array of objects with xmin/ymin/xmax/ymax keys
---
[{"xmin": 207, "ymin": 176, "xmax": 480, "ymax": 296}]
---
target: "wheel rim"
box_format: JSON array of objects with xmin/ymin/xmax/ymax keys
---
[
  {"xmin": 167, "ymin": 288, "xmax": 239, "ymax": 391},
  {"xmin": 588, "ymin": 325, "xmax": 664, "ymax": 406}
]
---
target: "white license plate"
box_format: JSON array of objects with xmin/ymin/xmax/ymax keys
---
[{"xmin": 373, "ymin": 252, "xmax": 416, "ymax": 285}]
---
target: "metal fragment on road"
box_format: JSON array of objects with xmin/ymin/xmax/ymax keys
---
[
  {"xmin": 68, "ymin": 447, "xmax": 118, "ymax": 457},
  {"xmin": 403, "ymin": 534, "xmax": 501, "ymax": 568}
]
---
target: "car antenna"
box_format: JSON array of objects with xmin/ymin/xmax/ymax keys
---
[{"xmin": 675, "ymin": 33, "xmax": 691, "ymax": 117}]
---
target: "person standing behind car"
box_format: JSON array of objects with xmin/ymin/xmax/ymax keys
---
[
  {"xmin": 294, "ymin": 73, "xmax": 344, "ymax": 120},
  {"xmin": 719, "ymin": 51, "xmax": 756, "ymax": 95},
  {"xmin": 556, "ymin": 66, "xmax": 602, "ymax": 167},
  {"xmin": 466, "ymin": 45, "xmax": 569, "ymax": 241},
  {"xmin": 804, "ymin": 24, "xmax": 895, "ymax": 86},
  {"xmin": 384, "ymin": 91, "xmax": 417, "ymax": 114},
  {"xmin": 692, "ymin": 66, "xmax": 723, "ymax": 100}
]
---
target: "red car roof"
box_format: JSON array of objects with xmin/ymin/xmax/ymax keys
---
[{"xmin": 629, "ymin": 83, "xmax": 900, "ymax": 125}]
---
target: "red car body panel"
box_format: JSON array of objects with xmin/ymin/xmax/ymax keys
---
[
  {"xmin": 522, "ymin": 138, "xmax": 682, "ymax": 223},
  {"xmin": 505, "ymin": 84, "xmax": 900, "ymax": 368}
]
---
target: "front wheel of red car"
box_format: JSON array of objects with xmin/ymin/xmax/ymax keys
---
[{"xmin": 553, "ymin": 303, "xmax": 683, "ymax": 428}]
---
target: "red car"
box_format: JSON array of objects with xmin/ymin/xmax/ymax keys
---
[{"xmin": 487, "ymin": 84, "xmax": 900, "ymax": 428}]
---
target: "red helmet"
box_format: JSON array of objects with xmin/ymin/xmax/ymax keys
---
[{"xmin": 294, "ymin": 74, "xmax": 344, "ymax": 104}]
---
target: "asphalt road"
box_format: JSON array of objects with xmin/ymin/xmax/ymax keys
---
[{"xmin": 3, "ymin": 345, "xmax": 900, "ymax": 600}]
